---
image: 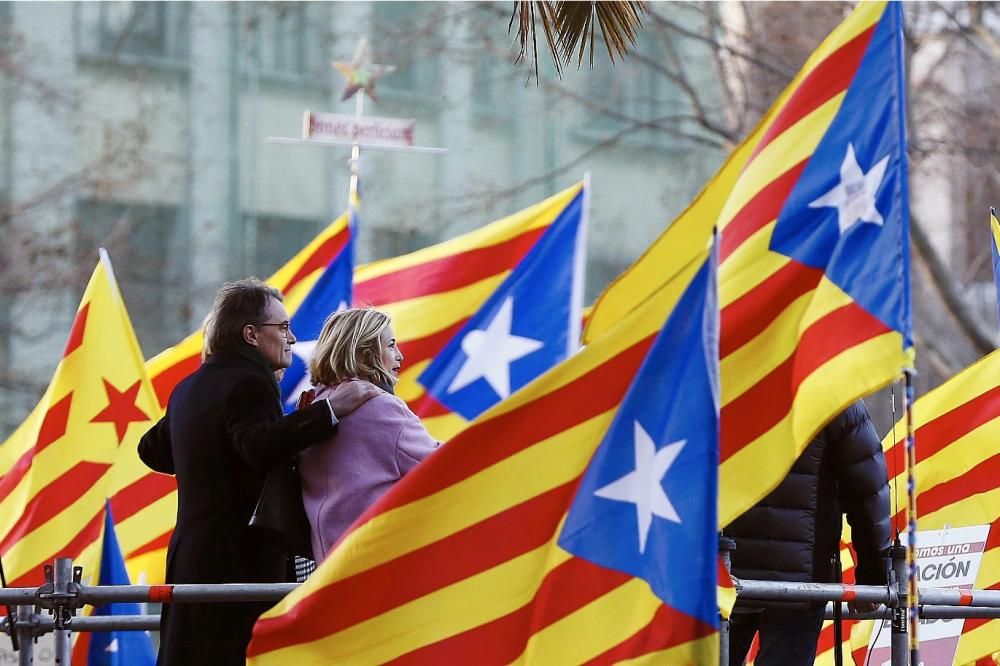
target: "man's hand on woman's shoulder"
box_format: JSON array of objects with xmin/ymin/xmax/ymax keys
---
[{"xmin": 327, "ymin": 379, "xmax": 382, "ymax": 418}]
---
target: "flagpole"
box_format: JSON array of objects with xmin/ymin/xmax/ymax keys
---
[
  {"xmin": 569, "ymin": 172, "xmax": 590, "ymax": 352},
  {"xmin": 903, "ymin": 368, "xmax": 920, "ymax": 665},
  {"xmin": 349, "ymin": 87, "xmax": 364, "ymax": 208}
]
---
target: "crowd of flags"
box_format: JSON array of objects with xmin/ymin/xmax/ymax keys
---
[{"xmin": 0, "ymin": 1, "xmax": 999, "ymax": 664}]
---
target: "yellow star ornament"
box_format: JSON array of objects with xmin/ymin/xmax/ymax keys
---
[{"xmin": 333, "ymin": 37, "xmax": 396, "ymax": 103}]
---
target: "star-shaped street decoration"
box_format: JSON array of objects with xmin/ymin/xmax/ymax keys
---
[
  {"xmin": 808, "ymin": 143, "xmax": 890, "ymax": 235},
  {"xmin": 333, "ymin": 37, "xmax": 396, "ymax": 103},
  {"xmin": 594, "ymin": 421, "xmax": 685, "ymax": 554},
  {"xmin": 448, "ymin": 297, "xmax": 544, "ymax": 400},
  {"xmin": 90, "ymin": 378, "xmax": 150, "ymax": 444}
]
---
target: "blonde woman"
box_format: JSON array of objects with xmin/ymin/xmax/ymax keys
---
[{"xmin": 299, "ymin": 308, "xmax": 439, "ymax": 561}]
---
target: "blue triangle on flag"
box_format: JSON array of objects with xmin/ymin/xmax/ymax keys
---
[
  {"xmin": 418, "ymin": 190, "xmax": 585, "ymax": 420},
  {"xmin": 279, "ymin": 231, "xmax": 355, "ymax": 412},
  {"xmin": 559, "ymin": 251, "xmax": 719, "ymax": 628},
  {"xmin": 769, "ymin": 3, "xmax": 910, "ymax": 344},
  {"xmin": 87, "ymin": 503, "xmax": 156, "ymax": 666}
]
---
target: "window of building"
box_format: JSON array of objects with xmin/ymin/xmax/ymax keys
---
[
  {"xmin": 242, "ymin": 3, "xmax": 331, "ymax": 83},
  {"xmin": 244, "ymin": 214, "xmax": 324, "ymax": 278},
  {"xmin": 586, "ymin": 256, "xmax": 629, "ymax": 305},
  {"xmin": 469, "ymin": 4, "xmax": 518, "ymax": 121},
  {"xmin": 0, "ymin": 2, "xmax": 10, "ymax": 43},
  {"xmin": 75, "ymin": 1, "xmax": 190, "ymax": 65},
  {"xmin": 371, "ymin": 225, "xmax": 436, "ymax": 261},
  {"xmin": 369, "ymin": 2, "xmax": 440, "ymax": 102},
  {"xmin": 579, "ymin": 32, "xmax": 684, "ymax": 149},
  {"xmin": 75, "ymin": 200, "xmax": 187, "ymax": 356}
]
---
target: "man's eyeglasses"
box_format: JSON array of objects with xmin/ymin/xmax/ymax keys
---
[{"xmin": 257, "ymin": 321, "xmax": 292, "ymax": 337}]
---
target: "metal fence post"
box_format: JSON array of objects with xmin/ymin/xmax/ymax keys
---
[
  {"xmin": 890, "ymin": 541, "xmax": 908, "ymax": 666},
  {"xmin": 15, "ymin": 605, "xmax": 33, "ymax": 666},
  {"xmin": 52, "ymin": 558, "xmax": 74, "ymax": 666},
  {"xmin": 719, "ymin": 534, "xmax": 736, "ymax": 666}
]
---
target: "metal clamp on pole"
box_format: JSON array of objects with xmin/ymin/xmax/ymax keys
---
[
  {"xmin": 35, "ymin": 558, "xmax": 81, "ymax": 666},
  {"xmin": 890, "ymin": 540, "xmax": 908, "ymax": 665},
  {"xmin": 36, "ymin": 558, "xmax": 83, "ymax": 627}
]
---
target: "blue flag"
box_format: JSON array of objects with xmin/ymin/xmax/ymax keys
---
[
  {"xmin": 87, "ymin": 504, "xmax": 156, "ymax": 666},
  {"xmin": 558, "ymin": 245, "xmax": 719, "ymax": 627},
  {"xmin": 279, "ymin": 215, "xmax": 355, "ymax": 412},
  {"xmin": 417, "ymin": 187, "xmax": 586, "ymax": 420}
]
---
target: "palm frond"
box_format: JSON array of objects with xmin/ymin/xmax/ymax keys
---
[
  {"xmin": 568, "ymin": 1, "xmax": 647, "ymax": 68},
  {"xmin": 511, "ymin": 1, "xmax": 648, "ymax": 81},
  {"xmin": 510, "ymin": 1, "xmax": 563, "ymax": 81}
]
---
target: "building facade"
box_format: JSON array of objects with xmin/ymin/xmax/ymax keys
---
[{"xmin": 0, "ymin": 1, "xmax": 728, "ymax": 436}]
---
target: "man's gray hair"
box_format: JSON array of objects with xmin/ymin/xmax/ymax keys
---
[{"xmin": 204, "ymin": 278, "xmax": 283, "ymax": 355}]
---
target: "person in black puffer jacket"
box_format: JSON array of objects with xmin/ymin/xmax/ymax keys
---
[{"xmin": 725, "ymin": 399, "xmax": 891, "ymax": 666}]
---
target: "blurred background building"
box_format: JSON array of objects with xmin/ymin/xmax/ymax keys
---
[
  {"xmin": 1, "ymin": 1, "xmax": 999, "ymax": 438},
  {"xmin": 0, "ymin": 1, "xmax": 727, "ymax": 436}
]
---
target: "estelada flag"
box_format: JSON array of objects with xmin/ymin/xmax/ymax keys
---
[
  {"xmin": 837, "ymin": 350, "xmax": 1000, "ymax": 665},
  {"xmin": 586, "ymin": 0, "xmax": 912, "ymax": 528},
  {"xmin": 0, "ymin": 250, "xmax": 160, "ymax": 587},
  {"xmin": 248, "ymin": 242, "xmax": 719, "ymax": 664},
  {"xmin": 355, "ymin": 181, "xmax": 585, "ymax": 441},
  {"xmin": 418, "ymin": 184, "xmax": 587, "ymax": 421},
  {"xmin": 277, "ymin": 210, "xmax": 356, "ymax": 412}
]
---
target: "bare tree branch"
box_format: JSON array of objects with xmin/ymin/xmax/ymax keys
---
[
  {"xmin": 911, "ymin": 213, "xmax": 998, "ymax": 355},
  {"xmin": 645, "ymin": 4, "xmax": 798, "ymax": 81}
]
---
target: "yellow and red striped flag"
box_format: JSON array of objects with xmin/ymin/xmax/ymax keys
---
[
  {"xmin": 111, "ymin": 184, "xmax": 582, "ymax": 585},
  {"xmin": 586, "ymin": 1, "xmax": 912, "ymax": 527},
  {"xmin": 833, "ymin": 350, "xmax": 1000, "ymax": 665},
  {"xmin": 0, "ymin": 251, "xmax": 161, "ymax": 587},
  {"xmin": 248, "ymin": 242, "xmax": 719, "ymax": 664},
  {"xmin": 354, "ymin": 182, "xmax": 584, "ymax": 441}
]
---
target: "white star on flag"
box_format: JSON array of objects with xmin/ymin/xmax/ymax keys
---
[
  {"xmin": 105, "ymin": 638, "xmax": 119, "ymax": 653},
  {"xmin": 809, "ymin": 143, "xmax": 890, "ymax": 234},
  {"xmin": 447, "ymin": 297, "xmax": 544, "ymax": 399},
  {"xmin": 594, "ymin": 421, "xmax": 685, "ymax": 553}
]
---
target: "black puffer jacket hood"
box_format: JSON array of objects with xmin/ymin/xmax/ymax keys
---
[{"xmin": 726, "ymin": 400, "xmax": 891, "ymax": 586}]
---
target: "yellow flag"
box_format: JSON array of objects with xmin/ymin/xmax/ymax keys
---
[{"xmin": 0, "ymin": 250, "xmax": 162, "ymax": 586}]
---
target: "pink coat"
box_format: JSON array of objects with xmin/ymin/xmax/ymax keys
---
[{"xmin": 299, "ymin": 383, "xmax": 439, "ymax": 562}]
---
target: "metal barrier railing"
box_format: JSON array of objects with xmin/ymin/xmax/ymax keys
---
[{"xmin": 2, "ymin": 555, "xmax": 999, "ymax": 665}]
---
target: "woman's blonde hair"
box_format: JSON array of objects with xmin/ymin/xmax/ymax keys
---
[{"xmin": 310, "ymin": 308, "xmax": 394, "ymax": 388}]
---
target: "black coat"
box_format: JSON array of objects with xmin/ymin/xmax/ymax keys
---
[
  {"xmin": 138, "ymin": 348, "xmax": 337, "ymax": 666},
  {"xmin": 726, "ymin": 400, "xmax": 891, "ymax": 589}
]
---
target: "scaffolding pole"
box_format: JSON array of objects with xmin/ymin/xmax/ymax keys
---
[
  {"xmin": 2, "ymin": 557, "xmax": 1000, "ymax": 665},
  {"xmin": 52, "ymin": 558, "xmax": 73, "ymax": 665},
  {"xmin": 718, "ymin": 534, "xmax": 735, "ymax": 666},
  {"xmin": 15, "ymin": 605, "xmax": 33, "ymax": 666},
  {"xmin": 890, "ymin": 541, "xmax": 909, "ymax": 665}
]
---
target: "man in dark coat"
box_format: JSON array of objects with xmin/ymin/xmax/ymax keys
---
[
  {"xmin": 726, "ymin": 399, "xmax": 892, "ymax": 666},
  {"xmin": 138, "ymin": 278, "xmax": 377, "ymax": 666}
]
